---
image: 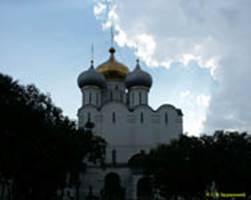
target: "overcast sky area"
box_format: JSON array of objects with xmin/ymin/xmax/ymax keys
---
[{"xmin": 0, "ymin": 0, "xmax": 250, "ymax": 136}]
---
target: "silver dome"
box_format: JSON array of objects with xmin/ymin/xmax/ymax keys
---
[
  {"xmin": 125, "ymin": 60, "xmax": 152, "ymax": 89},
  {"xmin": 78, "ymin": 61, "xmax": 106, "ymax": 88}
]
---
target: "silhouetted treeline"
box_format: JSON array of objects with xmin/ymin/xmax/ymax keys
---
[
  {"xmin": 0, "ymin": 73, "xmax": 106, "ymax": 200},
  {"xmin": 129, "ymin": 131, "xmax": 251, "ymax": 200}
]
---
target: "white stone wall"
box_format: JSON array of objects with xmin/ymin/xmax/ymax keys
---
[{"xmin": 78, "ymin": 102, "xmax": 182, "ymax": 163}]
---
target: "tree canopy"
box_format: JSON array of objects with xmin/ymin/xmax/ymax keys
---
[
  {"xmin": 129, "ymin": 131, "xmax": 251, "ymax": 200},
  {"xmin": 0, "ymin": 73, "xmax": 106, "ymax": 200}
]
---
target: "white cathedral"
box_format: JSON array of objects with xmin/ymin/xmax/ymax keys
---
[{"xmin": 76, "ymin": 46, "xmax": 183, "ymax": 200}]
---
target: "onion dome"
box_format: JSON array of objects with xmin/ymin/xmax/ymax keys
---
[
  {"xmin": 125, "ymin": 59, "xmax": 153, "ymax": 89},
  {"xmin": 96, "ymin": 47, "xmax": 129, "ymax": 80},
  {"xmin": 78, "ymin": 60, "xmax": 106, "ymax": 88}
]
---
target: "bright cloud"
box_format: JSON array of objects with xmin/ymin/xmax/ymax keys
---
[
  {"xmin": 178, "ymin": 90, "xmax": 211, "ymax": 136},
  {"xmin": 196, "ymin": 95, "xmax": 211, "ymax": 108},
  {"xmin": 94, "ymin": 0, "xmax": 218, "ymax": 74},
  {"xmin": 92, "ymin": 0, "xmax": 251, "ymax": 134},
  {"xmin": 93, "ymin": 2, "xmax": 106, "ymax": 18}
]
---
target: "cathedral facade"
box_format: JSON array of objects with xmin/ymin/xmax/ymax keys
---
[{"xmin": 77, "ymin": 47, "xmax": 183, "ymax": 199}]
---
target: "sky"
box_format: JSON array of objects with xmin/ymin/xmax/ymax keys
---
[{"xmin": 0, "ymin": 0, "xmax": 250, "ymax": 136}]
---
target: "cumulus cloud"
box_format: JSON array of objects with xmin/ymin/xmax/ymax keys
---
[
  {"xmin": 93, "ymin": 2, "xmax": 107, "ymax": 17},
  {"xmin": 93, "ymin": 0, "xmax": 251, "ymax": 134},
  {"xmin": 178, "ymin": 90, "xmax": 210, "ymax": 135},
  {"xmin": 93, "ymin": 0, "xmax": 221, "ymax": 74},
  {"xmin": 196, "ymin": 95, "xmax": 210, "ymax": 108}
]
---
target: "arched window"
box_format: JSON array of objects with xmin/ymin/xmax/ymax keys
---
[
  {"xmin": 139, "ymin": 92, "xmax": 142, "ymax": 104},
  {"xmin": 89, "ymin": 92, "xmax": 92, "ymax": 104},
  {"xmin": 120, "ymin": 92, "xmax": 123, "ymax": 101},
  {"xmin": 83, "ymin": 92, "xmax": 85, "ymax": 104},
  {"xmin": 110, "ymin": 91, "xmax": 113, "ymax": 100},
  {"xmin": 103, "ymin": 173, "xmax": 123, "ymax": 199},
  {"xmin": 112, "ymin": 112, "xmax": 116, "ymax": 124},
  {"xmin": 140, "ymin": 112, "xmax": 144, "ymax": 124},
  {"xmin": 112, "ymin": 149, "xmax": 117, "ymax": 165},
  {"xmin": 88, "ymin": 112, "xmax": 91, "ymax": 121},
  {"xmin": 96, "ymin": 93, "xmax": 99, "ymax": 105},
  {"xmin": 132, "ymin": 92, "xmax": 135, "ymax": 105},
  {"xmin": 165, "ymin": 112, "xmax": 168, "ymax": 125}
]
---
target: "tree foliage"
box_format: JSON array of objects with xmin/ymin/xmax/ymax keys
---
[
  {"xmin": 0, "ymin": 73, "xmax": 106, "ymax": 200},
  {"xmin": 130, "ymin": 132, "xmax": 251, "ymax": 199}
]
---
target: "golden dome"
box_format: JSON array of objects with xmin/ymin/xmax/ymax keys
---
[{"xmin": 96, "ymin": 47, "xmax": 129, "ymax": 80}]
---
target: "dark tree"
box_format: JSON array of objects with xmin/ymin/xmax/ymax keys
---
[
  {"xmin": 0, "ymin": 73, "xmax": 106, "ymax": 200},
  {"xmin": 131, "ymin": 132, "xmax": 251, "ymax": 199}
]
